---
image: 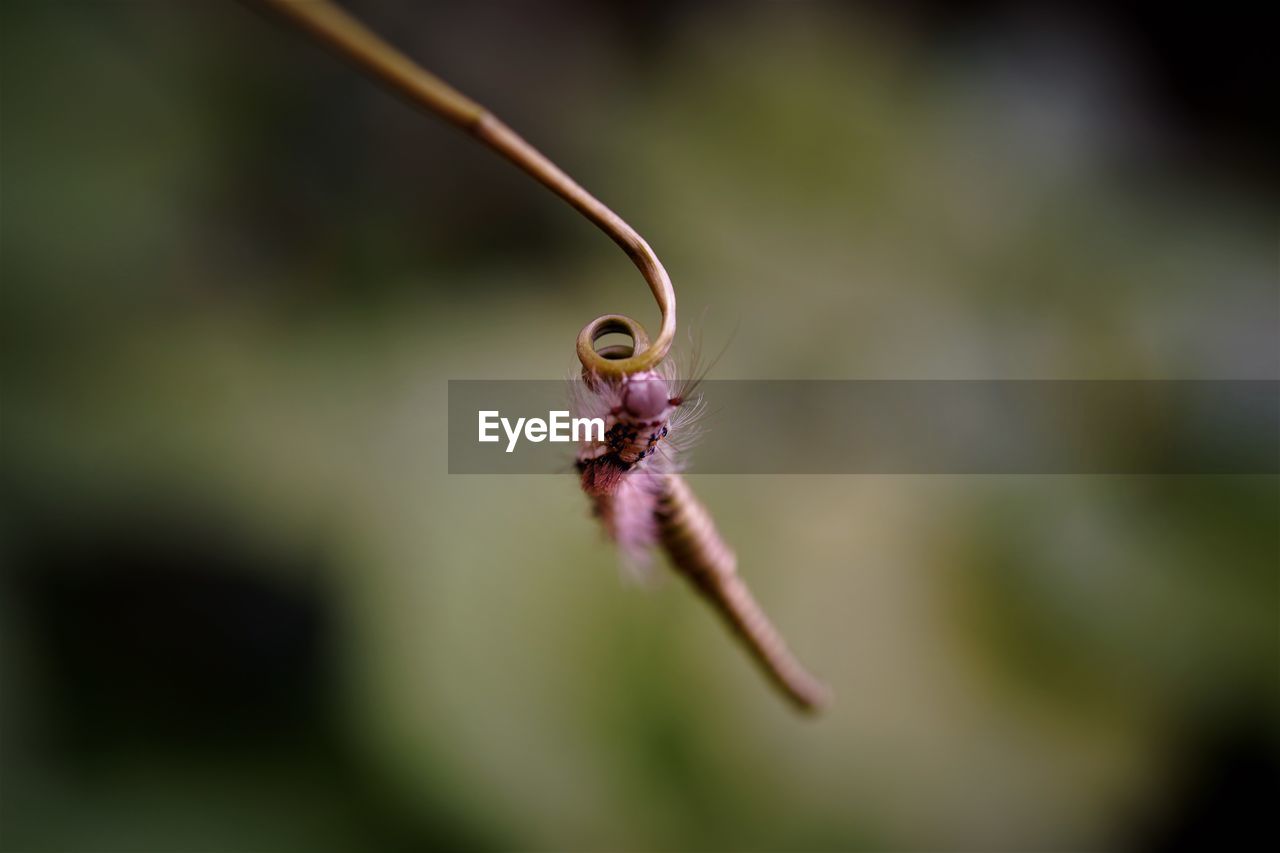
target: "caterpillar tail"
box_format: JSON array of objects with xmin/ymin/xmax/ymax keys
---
[{"xmin": 656, "ymin": 474, "xmax": 832, "ymax": 714}]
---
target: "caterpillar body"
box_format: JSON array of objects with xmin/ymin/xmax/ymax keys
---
[
  {"xmin": 572, "ymin": 363, "xmax": 830, "ymax": 713},
  {"xmin": 572, "ymin": 366, "xmax": 693, "ymax": 568}
]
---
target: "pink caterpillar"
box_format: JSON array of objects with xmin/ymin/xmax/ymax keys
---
[
  {"xmin": 571, "ymin": 358, "xmax": 830, "ymax": 713},
  {"xmin": 571, "ymin": 364, "xmax": 703, "ymax": 570}
]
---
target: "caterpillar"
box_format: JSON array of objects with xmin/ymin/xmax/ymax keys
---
[{"xmin": 573, "ymin": 330, "xmax": 830, "ymax": 713}]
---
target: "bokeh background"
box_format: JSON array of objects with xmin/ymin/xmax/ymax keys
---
[{"xmin": 2, "ymin": 1, "xmax": 1276, "ymax": 850}]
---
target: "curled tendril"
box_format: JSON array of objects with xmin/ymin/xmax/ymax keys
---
[
  {"xmin": 575, "ymin": 287, "xmax": 672, "ymax": 376},
  {"xmin": 569, "ymin": 219, "xmax": 676, "ymax": 377},
  {"xmin": 265, "ymin": 0, "xmax": 828, "ymax": 716},
  {"xmin": 477, "ymin": 116, "xmax": 677, "ymax": 378},
  {"xmin": 262, "ymin": 0, "xmax": 676, "ymax": 379},
  {"xmin": 579, "ymin": 314, "xmax": 650, "ymax": 364}
]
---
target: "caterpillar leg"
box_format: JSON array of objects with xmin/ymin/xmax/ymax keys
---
[{"xmin": 656, "ymin": 474, "xmax": 832, "ymax": 713}]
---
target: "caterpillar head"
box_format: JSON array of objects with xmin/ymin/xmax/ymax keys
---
[{"xmin": 621, "ymin": 371, "xmax": 673, "ymax": 421}]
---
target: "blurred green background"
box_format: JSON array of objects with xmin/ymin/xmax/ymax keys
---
[{"xmin": 1, "ymin": 1, "xmax": 1276, "ymax": 850}]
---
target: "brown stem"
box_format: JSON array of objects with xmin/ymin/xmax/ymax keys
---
[
  {"xmin": 259, "ymin": 1, "xmax": 826, "ymax": 713},
  {"xmin": 657, "ymin": 474, "xmax": 832, "ymax": 713},
  {"xmin": 258, "ymin": 0, "xmax": 675, "ymax": 375}
]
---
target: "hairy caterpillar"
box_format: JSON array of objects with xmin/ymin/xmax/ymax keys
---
[
  {"xmin": 573, "ymin": 332, "xmax": 830, "ymax": 713},
  {"xmin": 571, "ymin": 360, "xmax": 700, "ymax": 571}
]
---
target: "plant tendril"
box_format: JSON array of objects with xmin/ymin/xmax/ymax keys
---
[{"xmin": 259, "ymin": 0, "xmax": 675, "ymax": 376}]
